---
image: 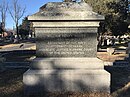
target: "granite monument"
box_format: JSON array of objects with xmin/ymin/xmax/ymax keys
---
[{"xmin": 23, "ymin": 0, "xmax": 110, "ymax": 95}]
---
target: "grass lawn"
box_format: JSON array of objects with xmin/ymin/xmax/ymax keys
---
[
  {"xmin": 0, "ymin": 69, "xmax": 27, "ymax": 97},
  {"xmin": 0, "ymin": 68, "xmax": 130, "ymax": 97},
  {"xmin": 108, "ymin": 68, "xmax": 130, "ymax": 97}
]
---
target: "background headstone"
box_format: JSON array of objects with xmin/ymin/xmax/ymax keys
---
[{"xmin": 107, "ymin": 47, "xmax": 115, "ymax": 55}]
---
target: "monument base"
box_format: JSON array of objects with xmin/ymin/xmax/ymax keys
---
[{"xmin": 23, "ymin": 58, "xmax": 110, "ymax": 96}]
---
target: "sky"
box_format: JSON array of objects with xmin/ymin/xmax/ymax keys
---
[{"xmin": 0, "ymin": 0, "xmax": 61, "ymax": 29}]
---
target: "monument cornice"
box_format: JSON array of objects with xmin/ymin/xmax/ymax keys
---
[{"xmin": 28, "ymin": 2, "xmax": 104, "ymax": 21}]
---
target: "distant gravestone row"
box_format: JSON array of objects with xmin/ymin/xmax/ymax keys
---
[{"xmin": 126, "ymin": 43, "xmax": 130, "ymax": 63}]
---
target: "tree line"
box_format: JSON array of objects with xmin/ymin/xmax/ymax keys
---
[
  {"xmin": 0, "ymin": 0, "xmax": 26, "ymax": 41},
  {"xmin": 86, "ymin": 0, "xmax": 129, "ymax": 36}
]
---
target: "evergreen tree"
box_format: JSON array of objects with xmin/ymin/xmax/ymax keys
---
[
  {"xmin": 86, "ymin": 0, "xmax": 128, "ymax": 36},
  {"xmin": 19, "ymin": 17, "xmax": 30, "ymax": 39}
]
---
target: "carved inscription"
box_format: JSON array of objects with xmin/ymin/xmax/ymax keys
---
[
  {"xmin": 37, "ymin": 32, "xmax": 96, "ymax": 57},
  {"xmin": 39, "ymin": 41, "xmax": 92, "ymax": 55}
]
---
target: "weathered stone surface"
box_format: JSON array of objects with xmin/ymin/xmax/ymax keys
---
[
  {"xmin": 40, "ymin": 2, "xmax": 92, "ymax": 11},
  {"xmin": 36, "ymin": 28, "xmax": 97, "ymax": 57},
  {"xmin": 23, "ymin": 1, "xmax": 110, "ymax": 96},
  {"xmin": 28, "ymin": 2, "xmax": 104, "ymax": 21},
  {"xmin": 31, "ymin": 58, "xmax": 104, "ymax": 69},
  {"xmin": 23, "ymin": 69, "xmax": 110, "ymax": 94},
  {"xmin": 33, "ymin": 21, "xmax": 100, "ymax": 27}
]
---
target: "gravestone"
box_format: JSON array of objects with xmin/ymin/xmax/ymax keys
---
[
  {"xmin": 23, "ymin": 1, "xmax": 110, "ymax": 95},
  {"xmin": 126, "ymin": 42, "xmax": 130, "ymax": 54},
  {"xmin": 126, "ymin": 42, "xmax": 130, "ymax": 62},
  {"xmin": 107, "ymin": 47, "xmax": 115, "ymax": 55}
]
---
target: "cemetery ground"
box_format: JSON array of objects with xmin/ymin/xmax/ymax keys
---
[{"xmin": 0, "ymin": 42, "xmax": 130, "ymax": 97}]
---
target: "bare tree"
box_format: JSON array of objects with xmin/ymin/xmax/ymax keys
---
[
  {"xmin": 8, "ymin": 0, "xmax": 26, "ymax": 40},
  {"xmin": 0, "ymin": 0, "xmax": 8, "ymax": 38}
]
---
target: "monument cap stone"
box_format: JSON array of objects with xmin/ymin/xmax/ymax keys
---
[{"xmin": 28, "ymin": 2, "xmax": 104, "ymax": 21}]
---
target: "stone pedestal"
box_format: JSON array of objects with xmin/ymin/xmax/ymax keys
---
[
  {"xmin": 23, "ymin": 58, "xmax": 110, "ymax": 94},
  {"xmin": 23, "ymin": 1, "xmax": 110, "ymax": 95}
]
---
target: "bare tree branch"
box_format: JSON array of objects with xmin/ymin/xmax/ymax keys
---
[
  {"xmin": 18, "ymin": 6, "xmax": 26, "ymax": 20},
  {"xmin": 8, "ymin": 8, "xmax": 15, "ymax": 23},
  {"xmin": 0, "ymin": 0, "xmax": 8, "ymax": 29},
  {"xmin": 8, "ymin": 0, "xmax": 26, "ymax": 39}
]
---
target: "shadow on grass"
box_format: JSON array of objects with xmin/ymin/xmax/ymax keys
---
[
  {"xmin": 0, "ymin": 69, "xmax": 28, "ymax": 97},
  {"xmin": 28, "ymin": 92, "xmax": 110, "ymax": 97},
  {"xmin": 0, "ymin": 38, "xmax": 36, "ymax": 46},
  {"xmin": 105, "ymin": 67, "xmax": 130, "ymax": 97},
  {"xmin": 0, "ymin": 50, "xmax": 36, "ymax": 62}
]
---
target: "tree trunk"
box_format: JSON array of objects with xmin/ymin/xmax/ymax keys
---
[
  {"xmin": 1, "ymin": 22, "xmax": 5, "ymax": 41},
  {"xmin": 16, "ymin": 23, "xmax": 19, "ymax": 41}
]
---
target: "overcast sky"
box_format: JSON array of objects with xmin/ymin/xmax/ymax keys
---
[{"xmin": 0, "ymin": 0, "xmax": 61, "ymax": 29}]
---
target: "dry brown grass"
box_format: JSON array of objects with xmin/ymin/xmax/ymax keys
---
[
  {"xmin": 0, "ymin": 44, "xmax": 19, "ymax": 49},
  {"xmin": 0, "ymin": 69, "xmax": 26, "ymax": 97},
  {"xmin": 110, "ymin": 69, "xmax": 130, "ymax": 97},
  {"xmin": 97, "ymin": 52, "xmax": 127, "ymax": 62}
]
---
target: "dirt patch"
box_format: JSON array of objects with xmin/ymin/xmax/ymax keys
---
[
  {"xmin": 0, "ymin": 44, "xmax": 19, "ymax": 49},
  {"xmin": 97, "ymin": 52, "xmax": 127, "ymax": 62}
]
